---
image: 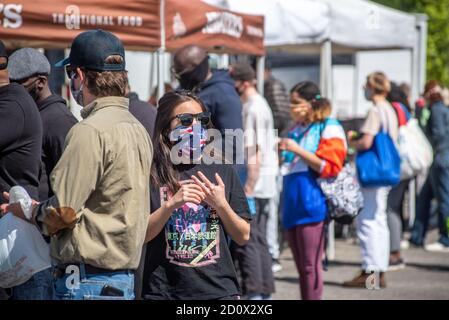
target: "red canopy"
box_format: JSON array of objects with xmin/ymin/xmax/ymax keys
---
[{"xmin": 0, "ymin": 0, "xmax": 264, "ymax": 55}]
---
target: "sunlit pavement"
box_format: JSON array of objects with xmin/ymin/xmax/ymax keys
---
[{"xmin": 273, "ymin": 229, "xmax": 449, "ymax": 300}]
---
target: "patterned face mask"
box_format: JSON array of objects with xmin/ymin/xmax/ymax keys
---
[{"xmin": 169, "ymin": 123, "xmax": 208, "ymax": 162}]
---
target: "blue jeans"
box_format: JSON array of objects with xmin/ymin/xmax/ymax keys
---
[
  {"xmin": 53, "ymin": 264, "xmax": 135, "ymax": 300},
  {"xmin": 11, "ymin": 268, "xmax": 53, "ymax": 300},
  {"xmin": 430, "ymin": 155, "xmax": 449, "ymax": 247},
  {"xmin": 410, "ymin": 174, "xmax": 433, "ymax": 246},
  {"xmin": 412, "ymin": 159, "xmax": 449, "ymax": 247}
]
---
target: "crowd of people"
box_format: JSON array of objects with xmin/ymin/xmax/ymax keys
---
[{"xmin": 0, "ymin": 29, "xmax": 448, "ymax": 301}]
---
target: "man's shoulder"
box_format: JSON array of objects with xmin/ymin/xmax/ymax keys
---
[
  {"xmin": 129, "ymin": 99, "xmax": 157, "ymax": 117},
  {"xmin": 200, "ymin": 72, "xmax": 238, "ymax": 98},
  {"xmin": 41, "ymin": 100, "xmax": 77, "ymax": 123},
  {"xmin": 248, "ymin": 95, "xmax": 271, "ymax": 113},
  {"xmin": 2, "ymin": 84, "xmax": 37, "ymax": 112}
]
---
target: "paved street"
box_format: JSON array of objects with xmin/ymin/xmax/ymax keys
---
[{"xmin": 273, "ymin": 230, "xmax": 449, "ymax": 300}]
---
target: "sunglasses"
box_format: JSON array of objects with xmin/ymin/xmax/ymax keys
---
[
  {"xmin": 171, "ymin": 111, "xmax": 211, "ymax": 127},
  {"xmin": 65, "ymin": 66, "xmax": 86, "ymax": 79},
  {"xmin": 65, "ymin": 66, "xmax": 77, "ymax": 79}
]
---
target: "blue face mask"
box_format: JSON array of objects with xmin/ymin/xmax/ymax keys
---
[
  {"xmin": 70, "ymin": 74, "xmax": 84, "ymax": 106},
  {"xmin": 170, "ymin": 123, "xmax": 208, "ymax": 162}
]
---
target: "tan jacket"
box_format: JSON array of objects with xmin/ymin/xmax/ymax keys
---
[{"xmin": 35, "ymin": 96, "xmax": 153, "ymax": 270}]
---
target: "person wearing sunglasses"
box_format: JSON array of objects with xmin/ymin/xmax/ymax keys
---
[{"xmin": 140, "ymin": 90, "xmax": 251, "ymax": 300}]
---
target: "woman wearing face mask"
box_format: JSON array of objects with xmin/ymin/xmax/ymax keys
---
[
  {"xmin": 141, "ymin": 90, "xmax": 251, "ymax": 300},
  {"xmin": 279, "ymin": 81, "xmax": 347, "ymax": 300},
  {"xmin": 344, "ymin": 72, "xmax": 399, "ymax": 288}
]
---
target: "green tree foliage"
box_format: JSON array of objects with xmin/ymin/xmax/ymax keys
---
[{"xmin": 373, "ymin": 0, "xmax": 449, "ymax": 87}]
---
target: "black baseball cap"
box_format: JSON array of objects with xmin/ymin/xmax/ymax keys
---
[
  {"xmin": 0, "ymin": 40, "xmax": 8, "ymax": 70},
  {"xmin": 55, "ymin": 29, "xmax": 125, "ymax": 71},
  {"xmin": 230, "ymin": 62, "xmax": 256, "ymax": 81}
]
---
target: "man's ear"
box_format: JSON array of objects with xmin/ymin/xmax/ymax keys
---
[
  {"xmin": 76, "ymin": 67, "xmax": 85, "ymax": 82},
  {"xmin": 37, "ymin": 76, "xmax": 47, "ymax": 90}
]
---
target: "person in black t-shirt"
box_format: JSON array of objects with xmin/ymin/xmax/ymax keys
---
[{"xmin": 140, "ymin": 90, "xmax": 251, "ymax": 300}]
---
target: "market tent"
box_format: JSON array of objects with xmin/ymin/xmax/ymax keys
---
[
  {"xmin": 0, "ymin": 0, "xmax": 161, "ymax": 50},
  {"xmin": 205, "ymin": 0, "xmax": 425, "ymax": 97},
  {"xmin": 204, "ymin": 0, "xmax": 330, "ymax": 51},
  {"xmin": 325, "ymin": 0, "xmax": 416, "ymax": 51},
  {"xmin": 0, "ymin": 0, "xmax": 265, "ymax": 98},
  {"xmin": 0, "ymin": 0, "xmax": 264, "ymax": 54},
  {"xmin": 165, "ymin": 0, "xmax": 264, "ymax": 56}
]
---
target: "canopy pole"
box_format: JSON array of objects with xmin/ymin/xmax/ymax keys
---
[
  {"xmin": 256, "ymin": 56, "xmax": 265, "ymax": 95},
  {"xmin": 320, "ymin": 39, "xmax": 333, "ymax": 100},
  {"xmin": 320, "ymin": 39, "xmax": 335, "ymax": 260},
  {"xmin": 407, "ymin": 14, "xmax": 427, "ymax": 230},
  {"xmin": 415, "ymin": 14, "xmax": 428, "ymax": 100},
  {"xmin": 219, "ymin": 54, "xmax": 230, "ymax": 69},
  {"xmin": 158, "ymin": 0, "xmax": 166, "ymax": 100}
]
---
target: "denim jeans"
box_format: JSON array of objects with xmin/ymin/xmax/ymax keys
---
[
  {"xmin": 411, "ymin": 173, "xmax": 433, "ymax": 246},
  {"xmin": 412, "ymin": 159, "xmax": 449, "ymax": 247},
  {"xmin": 53, "ymin": 264, "xmax": 135, "ymax": 300},
  {"xmin": 430, "ymin": 154, "xmax": 449, "ymax": 247},
  {"xmin": 11, "ymin": 268, "xmax": 53, "ymax": 300}
]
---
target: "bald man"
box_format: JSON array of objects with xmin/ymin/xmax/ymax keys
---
[{"xmin": 173, "ymin": 45, "xmax": 243, "ymax": 160}]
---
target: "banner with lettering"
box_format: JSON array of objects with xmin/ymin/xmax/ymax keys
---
[
  {"xmin": 0, "ymin": 0, "xmax": 264, "ymax": 55},
  {"xmin": 165, "ymin": 0, "xmax": 265, "ymax": 56},
  {"xmin": 0, "ymin": 0, "xmax": 160, "ymax": 50}
]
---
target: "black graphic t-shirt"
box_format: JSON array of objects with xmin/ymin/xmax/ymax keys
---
[{"xmin": 142, "ymin": 163, "xmax": 250, "ymax": 300}]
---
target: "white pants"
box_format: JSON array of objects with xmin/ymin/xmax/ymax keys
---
[{"xmin": 356, "ymin": 187, "xmax": 390, "ymax": 272}]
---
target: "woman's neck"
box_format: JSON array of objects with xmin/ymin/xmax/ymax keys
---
[
  {"xmin": 297, "ymin": 119, "xmax": 311, "ymax": 127},
  {"xmin": 372, "ymin": 95, "xmax": 387, "ymax": 105}
]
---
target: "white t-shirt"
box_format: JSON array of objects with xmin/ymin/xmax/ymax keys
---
[{"xmin": 242, "ymin": 94, "xmax": 279, "ymax": 199}]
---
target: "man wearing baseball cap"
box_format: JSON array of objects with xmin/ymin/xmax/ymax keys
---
[
  {"xmin": 4, "ymin": 30, "xmax": 153, "ymax": 300},
  {"xmin": 8, "ymin": 48, "xmax": 78, "ymax": 201},
  {"xmin": 0, "ymin": 41, "xmax": 46, "ymax": 300}
]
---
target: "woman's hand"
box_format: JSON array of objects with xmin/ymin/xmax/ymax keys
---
[
  {"xmin": 166, "ymin": 184, "xmax": 206, "ymax": 211},
  {"xmin": 191, "ymin": 171, "xmax": 228, "ymax": 211},
  {"xmin": 279, "ymin": 138, "xmax": 300, "ymax": 153}
]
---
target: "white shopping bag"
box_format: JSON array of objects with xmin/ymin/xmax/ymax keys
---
[{"xmin": 0, "ymin": 187, "xmax": 51, "ymax": 288}]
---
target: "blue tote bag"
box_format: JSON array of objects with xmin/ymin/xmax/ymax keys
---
[{"xmin": 356, "ymin": 108, "xmax": 400, "ymax": 187}]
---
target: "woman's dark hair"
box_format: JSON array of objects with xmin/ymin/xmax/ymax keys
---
[
  {"xmin": 290, "ymin": 81, "xmax": 321, "ymax": 101},
  {"xmin": 387, "ymin": 81, "xmax": 411, "ymax": 112},
  {"xmin": 151, "ymin": 90, "xmax": 209, "ymax": 193},
  {"xmin": 290, "ymin": 81, "xmax": 330, "ymax": 123},
  {"xmin": 310, "ymin": 97, "xmax": 332, "ymax": 122},
  {"xmin": 423, "ymin": 80, "xmax": 444, "ymax": 105}
]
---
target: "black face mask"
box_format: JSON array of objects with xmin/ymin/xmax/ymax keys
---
[
  {"xmin": 235, "ymin": 84, "xmax": 244, "ymax": 96},
  {"xmin": 24, "ymin": 79, "xmax": 40, "ymax": 102},
  {"xmin": 179, "ymin": 57, "xmax": 209, "ymax": 91}
]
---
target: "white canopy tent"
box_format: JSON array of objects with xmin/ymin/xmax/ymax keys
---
[
  {"xmin": 205, "ymin": 0, "xmax": 427, "ymax": 260},
  {"xmin": 205, "ymin": 0, "xmax": 427, "ymax": 105},
  {"xmin": 204, "ymin": 0, "xmax": 331, "ymax": 94}
]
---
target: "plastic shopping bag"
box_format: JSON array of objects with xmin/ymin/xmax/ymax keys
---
[{"xmin": 0, "ymin": 186, "xmax": 51, "ymax": 288}]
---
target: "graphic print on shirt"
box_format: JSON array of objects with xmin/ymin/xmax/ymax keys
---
[{"xmin": 160, "ymin": 183, "xmax": 221, "ymax": 267}]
